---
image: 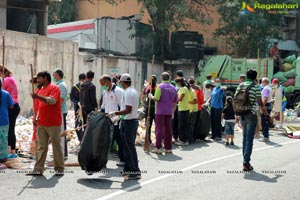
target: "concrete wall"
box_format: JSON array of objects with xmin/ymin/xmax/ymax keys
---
[
  {"xmin": 0, "ymin": 0, "xmax": 7, "ymax": 29},
  {"xmin": 0, "ymin": 30, "xmax": 163, "ymax": 115}
]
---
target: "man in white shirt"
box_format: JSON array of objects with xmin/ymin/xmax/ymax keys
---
[
  {"xmin": 108, "ymin": 73, "xmax": 141, "ymax": 180},
  {"xmin": 203, "ymin": 74, "xmax": 215, "ymax": 102},
  {"xmin": 100, "ymin": 75, "xmax": 124, "ymax": 166},
  {"xmin": 261, "ymin": 77, "xmax": 273, "ymax": 142}
]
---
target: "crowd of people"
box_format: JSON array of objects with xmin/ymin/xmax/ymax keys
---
[{"xmin": 0, "ymin": 65, "xmax": 288, "ymax": 179}]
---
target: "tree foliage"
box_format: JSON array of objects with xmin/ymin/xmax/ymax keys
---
[
  {"xmin": 215, "ymin": 0, "xmax": 283, "ymax": 58},
  {"xmin": 107, "ymin": 0, "xmax": 217, "ymax": 61},
  {"xmin": 48, "ymin": 0, "xmax": 77, "ymax": 25}
]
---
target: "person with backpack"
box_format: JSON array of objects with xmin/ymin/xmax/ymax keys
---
[
  {"xmin": 100, "ymin": 75, "xmax": 124, "ymax": 167},
  {"xmin": 0, "ymin": 79, "xmax": 14, "ymax": 163},
  {"xmin": 234, "ymin": 69, "xmax": 268, "ymax": 171},
  {"xmin": 222, "ymin": 96, "xmax": 236, "ymax": 146},
  {"xmin": 70, "ymin": 73, "xmax": 86, "ymax": 143}
]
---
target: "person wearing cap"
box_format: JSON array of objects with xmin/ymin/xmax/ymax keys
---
[
  {"xmin": 240, "ymin": 74, "xmax": 246, "ymax": 83},
  {"xmin": 53, "ymin": 68, "xmax": 68, "ymax": 160},
  {"xmin": 203, "ymin": 74, "xmax": 215, "ymax": 102},
  {"xmin": 272, "ymin": 78, "xmax": 285, "ymax": 129},
  {"xmin": 108, "ymin": 73, "xmax": 141, "ymax": 180},
  {"xmin": 148, "ymin": 72, "xmax": 178, "ymax": 154},
  {"xmin": 260, "ymin": 77, "xmax": 273, "ymax": 142}
]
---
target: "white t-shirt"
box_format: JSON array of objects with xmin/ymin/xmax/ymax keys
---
[
  {"xmin": 261, "ymin": 85, "xmax": 273, "ymax": 103},
  {"xmin": 101, "ymin": 85, "xmax": 123, "ymax": 113},
  {"xmin": 121, "ymin": 86, "xmax": 139, "ymax": 120},
  {"xmin": 203, "ymin": 80, "xmax": 214, "ymax": 101}
]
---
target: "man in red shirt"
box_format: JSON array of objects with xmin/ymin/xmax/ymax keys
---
[{"xmin": 27, "ymin": 71, "xmax": 64, "ymax": 176}]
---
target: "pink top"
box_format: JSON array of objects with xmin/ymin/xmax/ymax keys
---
[{"xmin": 3, "ymin": 76, "xmax": 19, "ymax": 104}]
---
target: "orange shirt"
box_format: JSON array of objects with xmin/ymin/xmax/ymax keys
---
[{"xmin": 37, "ymin": 83, "xmax": 62, "ymax": 127}]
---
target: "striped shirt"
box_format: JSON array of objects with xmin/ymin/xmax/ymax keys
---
[{"xmin": 235, "ymin": 80, "xmax": 261, "ymax": 113}]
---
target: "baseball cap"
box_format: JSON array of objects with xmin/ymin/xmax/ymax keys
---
[
  {"xmin": 272, "ymin": 78, "xmax": 279, "ymax": 84},
  {"xmin": 240, "ymin": 74, "xmax": 246, "ymax": 78},
  {"xmin": 120, "ymin": 73, "xmax": 131, "ymax": 82}
]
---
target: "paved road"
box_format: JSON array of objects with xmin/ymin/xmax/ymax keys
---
[{"xmin": 1, "ymin": 125, "xmax": 299, "ymax": 200}]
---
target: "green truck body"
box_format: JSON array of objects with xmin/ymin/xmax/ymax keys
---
[{"xmin": 198, "ymin": 55, "xmax": 300, "ymax": 108}]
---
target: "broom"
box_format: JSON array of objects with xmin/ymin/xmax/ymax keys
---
[{"xmin": 144, "ymin": 55, "xmax": 155, "ymax": 152}]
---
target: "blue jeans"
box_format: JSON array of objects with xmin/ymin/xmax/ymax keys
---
[
  {"xmin": 211, "ymin": 107, "xmax": 223, "ymax": 139},
  {"xmin": 240, "ymin": 113, "xmax": 258, "ymax": 164},
  {"xmin": 120, "ymin": 119, "xmax": 140, "ymax": 175}
]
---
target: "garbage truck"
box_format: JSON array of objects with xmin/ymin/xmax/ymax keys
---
[{"xmin": 197, "ymin": 55, "xmax": 300, "ymax": 109}]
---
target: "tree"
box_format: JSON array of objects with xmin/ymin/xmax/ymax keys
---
[
  {"xmin": 215, "ymin": 0, "xmax": 283, "ymax": 58},
  {"xmin": 48, "ymin": 0, "xmax": 77, "ymax": 25},
  {"xmin": 108, "ymin": 0, "xmax": 216, "ymax": 61}
]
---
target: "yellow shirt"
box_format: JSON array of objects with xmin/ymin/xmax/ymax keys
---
[
  {"xmin": 189, "ymin": 89, "xmax": 198, "ymax": 113},
  {"xmin": 178, "ymin": 86, "xmax": 190, "ymax": 111}
]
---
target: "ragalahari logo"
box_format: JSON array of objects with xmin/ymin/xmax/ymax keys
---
[{"xmin": 240, "ymin": 2, "xmax": 255, "ymax": 14}]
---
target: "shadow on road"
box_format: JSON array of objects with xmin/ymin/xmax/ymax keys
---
[
  {"xmin": 18, "ymin": 175, "xmax": 63, "ymax": 196},
  {"xmin": 77, "ymin": 178, "xmax": 142, "ymax": 191},
  {"xmin": 77, "ymin": 178, "xmax": 123, "ymax": 189},
  {"xmin": 244, "ymin": 171, "xmax": 283, "ymax": 183}
]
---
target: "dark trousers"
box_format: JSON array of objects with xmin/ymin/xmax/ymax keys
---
[
  {"xmin": 113, "ymin": 124, "xmax": 124, "ymax": 162},
  {"xmin": 74, "ymin": 104, "xmax": 83, "ymax": 143},
  {"xmin": 261, "ymin": 103, "xmax": 272, "ymax": 139},
  {"xmin": 211, "ymin": 107, "xmax": 223, "ymax": 139},
  {"xmin": 63, "ymin": 113, "xmax": 68, "ymax": 158},
  {"xmin": 172, "ymin": 107, "xmax": 179, "ymax": 140},
  {"xmin": 145, "ymin": 109, "xmax": 155, "ymax": 144},
  {"xmin": 82, "ymin": 108, "xmax": 94, "ymax": 127},
  {"xmin": 155, "ymin": 114, "xmax": 173, "ymax": 150},
  {"xmin": 188, "ymin": 111, "xmax": 198, "ymax": 143},
  {"xmin": 120, "ymin": 119, "xmax": 140, "ymax": 175},
  {"xmin": 178, "ymin": 110, "xmax": 190, "ymax": 143},
  {"xmin": 8, "ymin": 103, "xmax": 20, "ymax": 150}
]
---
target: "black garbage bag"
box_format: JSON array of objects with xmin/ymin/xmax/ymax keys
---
[
  {"xmin": 78, "ymin": 111, "xmax": 113, "ymax": 175},
  {"xmin": 194, "ymin": 109, "xmax": 211, "ymax": 140}
]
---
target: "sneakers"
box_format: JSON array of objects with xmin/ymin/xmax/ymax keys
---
[
  {"xmin": 164, "ymin": 149, "xmax": 173, "ymax": 154},
  {"xmin": 8, "ymin": 154, "xmax": 18, "ymax": 159},
  {"xmin": 124, "ymin": 174, "xmax": 141, "ymax": 181},
  {"xmin": 26, "ymin": 170, "xmax": 43, "ymax": 176},
  {"xmin": 260, "ymin": 137, "xmax": 270, "ymax": 142},
  {"xmin": 175, "ymin": 141, "xmax": 189, "ymax": 146},
  {"xmin": 243, "ymin": 163, "xmax": 254, "ymax": 172},
  {"xmin": 230, "ymin": 141, "xmax": 235, "ymax": 146},
  {"xmin": 55, "ymin": 170, "xmax": 64, "ymax": 176},
  {"xmin": 152, "ymin": 148, "xmax": 163, "ymax": 154},
  {"xmin": 116, "ymin": 161, "xmax": 125, "ymax": 167}
]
